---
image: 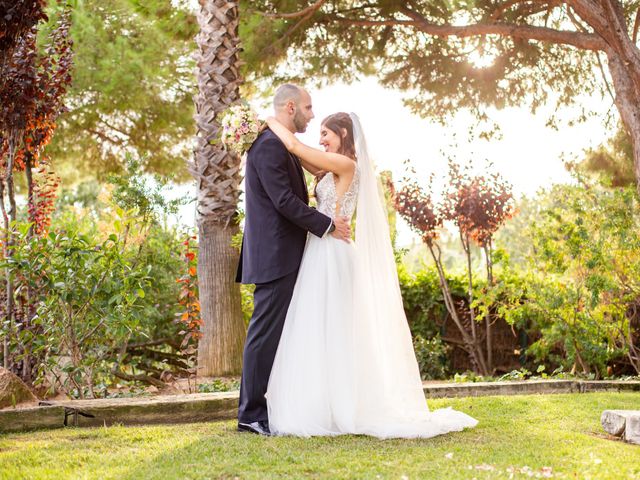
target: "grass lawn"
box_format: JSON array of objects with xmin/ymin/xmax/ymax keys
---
[{"xmin": 0, "ymin": 393, "xmax": 639, "ymax": 479}]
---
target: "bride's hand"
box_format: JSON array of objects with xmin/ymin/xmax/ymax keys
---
[
  {"xmin": 265, "ymin": 116, "xmax": 297, "ymax": 152},
  {"xmin": 331, "ymin": 216, "xmax": 351, "ymax": 243}
]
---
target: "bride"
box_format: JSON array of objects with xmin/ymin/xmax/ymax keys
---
[{"xmin": 265, "ymin": 112, "xmax": 477, "ymax": 439}]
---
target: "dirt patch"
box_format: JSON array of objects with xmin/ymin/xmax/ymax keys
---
[{"xmin": 0, "ymin": 368, "xmax": 38, "ymax": 408}]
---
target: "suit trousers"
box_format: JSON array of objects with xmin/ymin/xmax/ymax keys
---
[{"xmin": 238, "ymin": 269, "xmax": 298, "ymax": 424}]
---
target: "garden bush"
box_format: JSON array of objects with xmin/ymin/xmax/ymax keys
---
[
  {"xmin": 509, "ymin": 180, "xmax": 640, "ymax": 377},
  {"xmin": 0, "ymin": 160, "xmax": 195, "ymax": 397}
]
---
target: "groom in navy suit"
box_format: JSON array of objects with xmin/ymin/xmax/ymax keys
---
[{"xmin": 236, "ymin": 84, "xmax": 351, "ymax": 435}]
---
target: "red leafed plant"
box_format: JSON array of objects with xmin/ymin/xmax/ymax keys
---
[
  {"xmin": 177, "ymin": 235, "xmax": 202, "ymax": 342},
  {"xmin": 28, "ymin": 159, "xmax": 60, "ymax": 235},
  {"xmin": 175, "ymin": 235, "xmax": 202, "ymax": 392},
  {"xmin": 443, "ymin": 159, "xmax": 516, "ymax": 372},
  {"xmin": 443, "ymin": 159, "xmax": 516, "ymax": 252},
  {"xmin": 389, "ymin": 159, "xmax": 515, "ymax": 376},
  {"xmin": 0, "ymin": 7, "xmax": 73, "ymax": 378},
  {"xmin": 0, "ymin": 0, "xmax": 48, "ymax": 58},
  {"xmin": 388, "ymin": 167, "xmax": 489, "ymax": 374},
  {"xmin": 387, "ymin": 170, "xmax": 441, "ymax": 246},
  {"xmin": 24, "ymin": 8, "xmax": 73, "ymax": 236}
]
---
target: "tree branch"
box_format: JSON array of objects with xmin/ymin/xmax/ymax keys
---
[
  {"xmin": 327, "ymin": 10, "xmax": 605, "ymax": 51},
  {"xmin": 110, "ymin": 366, "xmax": 168, "ymax": 388},
  {"xmin": 595, "ymin": 50, "xmax": 616, "ymax": 102},
  {"xmin": 564, "ymin": 0, "xmax": 609, "ymax": 35},
  {"xmin": 489, "ymin": 0, "xmax": 533, "ymax": 21},
  {"xmin": 261, "ymin": 4, "xmax": 320, "ymax": 57},
  {"xmin": 99, "ymin": 117, "xmax": 131, "ymax": 138},
  {"xmin": 325, "ymin": 16, "xmax": 416, "ymax": 27},
  {"xmin": 331, "ymin": 3, "xmax": 378, "ymax": 16},
  {"xmin": 256, "ymin": 0, "xmax": 327, "ymax": 19},
  {"xmin": 633, "ymin": 8, "xmax": 640, "ymax": 44},
  {"xmin": 86, "ymin": 128, "xmax": 124, "ymax": 146},
  {"xmin": 398, "ymin": 5, "xmax": 606, "ymax": 51},
  {"xmin": 566, "ymin": 5, "xmax": 590, "ymax": 33}
]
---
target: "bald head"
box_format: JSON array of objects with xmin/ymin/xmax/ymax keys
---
[
  {"xmin": 273, "ymin": 84, "xmax": 302, "ymax": 110},
  {"xmin": 272, "ymin": 84, "xmax": 314, "ymax": 133}
]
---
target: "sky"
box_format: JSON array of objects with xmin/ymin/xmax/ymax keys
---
[
  {"xmin": 174, "ymin": 76, "xmax": 615, "ymax": 247},
  {"xmin": 293, "ymin": 77, "xmax": 613, "ymax": 198}
]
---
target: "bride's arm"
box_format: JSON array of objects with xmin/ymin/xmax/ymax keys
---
[
  {"xmin": 299, "ymin": 159, "xmax": 323, "ymax": 176},
  {"xmin": 266, "ymin": 117, "xmax": 355, "ymax": 176}
]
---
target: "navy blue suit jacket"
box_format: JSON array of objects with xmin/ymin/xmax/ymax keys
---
[{"xmin": 236, "ymin": 129, "xmax": 331, "ymax": 284}]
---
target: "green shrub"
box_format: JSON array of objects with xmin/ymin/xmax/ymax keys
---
[
  {"xmin": 197, "ymin": 378, "xmax": 240, "ymax": 393},
  {"xmin": 510, "ymin": 181, "xmax": 640, "ymax": 377},
  {"xmin": 412, "ymin": 334, "xmax": 450, "ymax": 380},
  {"xmin": 1, "ymin": 158, "xmax": 194, "ymax": 397},
  {"xmin": 4, "ymin": 219, "xmax": 152, "ymax": 398},
  {"xmin": 398, "ymin": 266, "xmax": 465, "ymax": 340}
]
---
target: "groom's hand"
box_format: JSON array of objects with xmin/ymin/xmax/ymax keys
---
[{"xmin": 331, "ymin": 216, "xmax": 351, "ymax": 243}]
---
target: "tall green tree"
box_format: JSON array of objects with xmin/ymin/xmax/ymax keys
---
[
  {"xmin": 45, "ymin": 0, "xmax": 197, "ymax": 181},
  {"xmin": 192, "ymin": 0, "xmax": 245, "ymax": 376},
  {"xmin": 579, "ymin": 127, "xmax": 635, "ymax": 187},
  {"xmin": 240, "ymin": 1, "xmax": 640, "ymax": 192}
]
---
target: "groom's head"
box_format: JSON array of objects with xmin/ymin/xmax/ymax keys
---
[{"xmin": 273, "ymin": 84, "xmax": 314, "ymax": 134}]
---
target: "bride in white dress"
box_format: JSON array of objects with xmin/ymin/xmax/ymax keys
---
[{"xmin": 265, "ymin": 112, "xmax": 477, "ymax": 439}]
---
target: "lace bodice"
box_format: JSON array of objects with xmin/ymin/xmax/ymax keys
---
[{"xmin": 316, "ymin": 166, "xmax": 360, "ymax": 220}]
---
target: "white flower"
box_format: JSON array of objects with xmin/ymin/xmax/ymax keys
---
[{"xmin": 218, "ymin": 103, "xmax": 261, "ymax": 156}]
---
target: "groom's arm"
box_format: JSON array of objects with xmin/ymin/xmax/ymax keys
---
[{"xmin": 254, "ymin": 137, "xmax": 332, "ymax": 238}]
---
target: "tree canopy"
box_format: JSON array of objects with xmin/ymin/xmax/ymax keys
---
[
  {"xmin": 578, "ymin": 127, "xmax": 635, "ymax": 187},
  {"xmin": 15, "ymin": 1, "xmax": 639, "ymax": 186},
  {"xmin": 241, "ymin": 1, "xmax": 640, "ymax": 195},
  {"xmin": 239, "ymin": 1, "xmax": 640, "ymax": 191},
  {"xmin": 45, "ymin": 0, "xmax": 198, "ymax": 182},
  {"xmin": 242, "ymin": 1, "xmax": 626, "ymax": 118}
]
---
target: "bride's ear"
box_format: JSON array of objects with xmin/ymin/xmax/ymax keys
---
[{"xmin": 341, "ymin": 128, "xmax": 347, "ymax": 139}]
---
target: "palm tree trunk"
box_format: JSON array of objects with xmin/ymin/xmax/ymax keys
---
[
  {"xmin": 197, "ymin": 220, "xmax": 244, "ymax": 375},
  {"xmin": 192, "ymin": 0, "xmax": 245, "ymax": 376}
]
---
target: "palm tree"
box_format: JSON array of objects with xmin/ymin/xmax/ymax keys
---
[{"xmin": 191, "ymin": 0, "xmax": 245, "ymax": 376}]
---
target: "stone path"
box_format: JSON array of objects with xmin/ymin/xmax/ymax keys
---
[{"xmin": 1, "ymin": 379, "xmax": 638, "ymax": 433}]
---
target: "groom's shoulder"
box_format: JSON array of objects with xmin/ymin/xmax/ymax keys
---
[{"xmin": 250, "ymin": 128, "xmax": 285, "ymax": 153}]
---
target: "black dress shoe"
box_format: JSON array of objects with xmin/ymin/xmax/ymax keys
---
[{"xmin": 237, "ymin": 420, "xmax": 271, "ymax": 436}]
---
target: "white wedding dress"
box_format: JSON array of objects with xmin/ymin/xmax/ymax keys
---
[{"xmin": 266, "ymin": 114, "xmax": 478, "ymax": 439}]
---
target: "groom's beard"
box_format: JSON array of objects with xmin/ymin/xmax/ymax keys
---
[{"xmin": 293, "ymin": 110, "xmax": 308, "ymax": 133}]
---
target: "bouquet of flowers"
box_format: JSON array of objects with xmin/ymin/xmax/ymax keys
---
[{"xmin": 219, "ymin": 103, "xmax": 262, "ymax": 156}]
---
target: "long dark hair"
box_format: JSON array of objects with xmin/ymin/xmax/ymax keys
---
[
  {"xmin": 313, "ymin": 112, "xmax": 355, "ymax": 197},
  {"xmin": 322, "ymin": 112, "xmax": 355, "ymax": 160}
]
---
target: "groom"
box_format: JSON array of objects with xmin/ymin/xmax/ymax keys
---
[{"xmin": 235, "ymin": 84, "xmax": 351, "ymax": 435}]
